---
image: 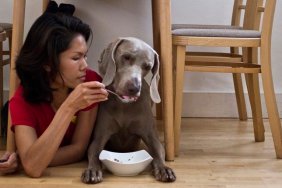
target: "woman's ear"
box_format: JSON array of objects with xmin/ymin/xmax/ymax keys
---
[{"xmin": 44, "ymin": 65, "xmax": 51, "ymax": 72}]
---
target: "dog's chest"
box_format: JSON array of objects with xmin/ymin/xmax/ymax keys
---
[
  {"xmin": 113, "ymin": 104, "xmax": 141, "ymax": 128},
  {"xmin": 103, "ymin": 97, "xmax": 148, "ymax": 129}
]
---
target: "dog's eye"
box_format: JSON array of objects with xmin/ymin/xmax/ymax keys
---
[
  {"xmin": 123, "ymin": 54, "xmax": 131, "ymax": 61},
  {"xmin": 142, "ymin": 63, "xmax": 152, "ymax": 71}
]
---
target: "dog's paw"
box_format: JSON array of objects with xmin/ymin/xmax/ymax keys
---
[
  {"xmin": 153, "ymin": 166, "xmax": 176, "ymax": 182},
  {"xmin": 81, "ymin": 168, "xmax": 103, "ymax": 184}
]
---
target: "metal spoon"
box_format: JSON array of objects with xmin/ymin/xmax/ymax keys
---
[{"xmin": 0, "ymin": 159, "xmax": 8, "ymax": 163}]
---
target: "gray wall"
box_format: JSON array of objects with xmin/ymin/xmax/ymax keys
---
[{"xmin": 1, "ymin": 0, "xmax": 282, "ymax": 117}]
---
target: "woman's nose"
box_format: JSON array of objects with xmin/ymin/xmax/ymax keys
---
[{"xmin": 80, "ymin": 57, "xmax": 88, "ymax": 70}]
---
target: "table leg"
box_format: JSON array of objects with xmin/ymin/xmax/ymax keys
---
[
  {"xmin": 151, "ymin": 0, "xmax": 163, "ymax": 121},
  {"xmin": 42, "ymin": 0, "xmax": 50, "ymax": 12},
  {"xmin": 7, "ymin": 0, "xmax": 26, "ymax": 152},
  {"xmin": 152, "ymin": 0, "xmax": 174, "ymax": 161}
]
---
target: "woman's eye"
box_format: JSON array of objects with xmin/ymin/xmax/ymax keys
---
[
  {"xmin": 72, "ymin": 57, "xmax": 80, "ymax": 61},
  {"xmin": 72, "ymin": 55, "xmax": 87, "ymax": 61}
]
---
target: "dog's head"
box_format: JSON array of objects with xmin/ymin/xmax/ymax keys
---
[{"xmin": 98, "ymin": 37, "xmax": 160, "ymax": 103}]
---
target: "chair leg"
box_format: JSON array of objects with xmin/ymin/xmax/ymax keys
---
[
  {"xmin": 245, "ymin": 73, "xmax": 265, "ymax": 141},
  {"xmin": 233, "ymin": 73, "xmax": 248, "ymax": 120},
  {"xmin": 244, "ymin": 47, "xmax": 265, "ymax": 142},
  {"xmin": 0, "ymin": 42, "xmax": 3, "ymax": 133},
  {"xmin": 231, "ymin": 47, "xmax": 247, "ymax": 121},
  {"xmin": 151, "ymin": 2, "xmax": 162, "ymax": 121},
  {"xmin": 260, "ymin": 45, "xmax": 282, "ymax": 159},
  {"xmin": 174, "ymin": 45, "xmax": 186, "ymax": 156},
  {"xmin": 0, "ymin": 70, "xmax": 2, "ymax": 137}
]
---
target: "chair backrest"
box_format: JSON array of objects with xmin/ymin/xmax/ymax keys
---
[
  {"xmin": 243, "ymin": 0, "xmax": 263, "ymax": 30},
  {"xmin": 0, "ymin": 30, "xmax": 6, "ymax": 42},
  {"xmin": 0, "ymin": 23, "xmax": 12, "ymax": 62},
  {"xmin": 243, "ymin": 0, "xmax": 276, "ymax": 44},
  {"xmin": 244, "ymin": 0, "xmax": 276, "ymax": 32},
  {"xmin": 231, "ymin": 0, "xmax": 244, "ymax": 26},
  {"xmin": 231, "ymin": 0, "xmax": 276, "ymax": 46},
  {"xmin": 0, "ymin": 30, "xmax": 7, "ymax": 137},
  {"xmin": 232, "ymin": 0, "xmax": 264, "ymax": 30},
  {"xmin": 260, "ymin": 0, "xmax": 276, "ymax": 41},
  {"xmin": 0, "ymin": 29, "xmax": 7, "ymax": 63}
]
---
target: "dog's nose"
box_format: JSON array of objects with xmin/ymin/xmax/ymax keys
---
[{"xmin": 126, "ymin": 78, "xmax": 141, "ymax": 96}]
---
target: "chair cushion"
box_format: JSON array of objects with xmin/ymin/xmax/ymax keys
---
[
  {"xmin": 0, "ymin": 23, "xmax": 12, "ymax": 30},
  {"xmin": 172, "ymin": 28, "xmax": 261, "ymax": 38},
  {"xmin": 172, "ymin": 23, "xmax": 242, "ymax": 30}
]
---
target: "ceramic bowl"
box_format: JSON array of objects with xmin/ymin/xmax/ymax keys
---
[{"xmin": 99, "ymin": 150, "xmax": 153, "ymax": 176}]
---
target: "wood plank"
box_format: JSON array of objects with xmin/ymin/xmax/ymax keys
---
[
  {"xmin": 2, "ymin": 118, "xmax": 282, "ymax": 188},
  {"xmin": 172, "ymin": 36, "xmax": 261, "ymax": 47}
]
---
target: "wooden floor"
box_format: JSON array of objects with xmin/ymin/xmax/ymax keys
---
[{"xmin": 1, "ymin": 118, "xmax": 282, "ymax": 188}]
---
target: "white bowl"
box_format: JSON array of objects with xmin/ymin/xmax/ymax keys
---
[{"xmin": 99, "ymin": 150, "xmax": 153, "ymax": 176}]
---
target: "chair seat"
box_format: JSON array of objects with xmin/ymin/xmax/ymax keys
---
[
  {"xmin": 172, "ymin": 23, "xmax": 242, "ymax": 30},
  {"xmin": 172, "ymin": 28, "xmax": 261, "ymax": 38},
  {"xmin": 0, "ymin": 23, "xmax": 12, "ymax": 31}
]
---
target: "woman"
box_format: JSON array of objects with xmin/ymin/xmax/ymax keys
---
[{"xmin": 0, "ymin": 11, "xmax": 108, "ymax": 177}]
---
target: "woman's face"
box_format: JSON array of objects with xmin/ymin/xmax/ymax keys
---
[{"xmin": 53, "ymin": 34, "xmax": 88, "ymax": 89}]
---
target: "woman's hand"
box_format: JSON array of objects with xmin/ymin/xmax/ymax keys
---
[
  {"xmin": 65, "ymin": 81, "xmax": 108, "ymax": 111},
  {"xmin": 0, "ymin": 151, "xmax": 18, "ymax": 175}
]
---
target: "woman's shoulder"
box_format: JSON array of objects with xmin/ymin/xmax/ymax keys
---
[
  {"xmin": 9, "ymin": 85, "xmax": 34, "ymax": 113},
  {"xmin": 10, "ymin": 85, "xmax": 48, "ymax": 110},
  {"xmin": 9, "ymin": 85, "xmax": 38, "ymax": 129},
  {"xmin": 10, "ymin": 85, "xmax": 25, "ymax": 103},
  {"xmin": 85, "ymin": 68, "xmax": 102, "ymax": 82}
]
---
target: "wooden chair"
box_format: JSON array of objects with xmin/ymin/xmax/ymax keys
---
[
  {"xmin": 0, "ymin": 27, "xmax": 7, "ymax": 136},
  {"xmin": 172, "ymin": 0, "xmax": 251, "ymax": 122},
  {"xmin": 0, "ymin": 23, "xmax": 12, "ymax": 61},
  {"xmin": 0, "ymin": 24, "xmax": 12, "ymax": 82},
  {"xmin": 156, "ymin": 0, "xmax": 247, "ymax": 121},
  {"xmin": 172, "ymin": 0, "xmax": 282, "ymax": 158},
  {"xmin": 1, "ymin": 23, "xmax": 12, "ymax": 134},
  {"xmin": 172, "ymin": 0, "xmax": 259, "ymax": 154}
]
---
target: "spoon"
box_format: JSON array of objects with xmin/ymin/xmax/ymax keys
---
[{"xmin": 106, "ymin": 89, "xmax": 133, "ymax": 103}]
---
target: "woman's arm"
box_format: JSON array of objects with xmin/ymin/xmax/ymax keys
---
[
  {"xmin": 15, "ymin": 103, "xmax": 77, "ymax": 177},
  {"xmin": 49, "ymin": 107, "xmax": 98, "ymax": 166},
  {"xmin": 14, "ymin": 81, "xmax": 107, "ymax": 178},
  {"xmin": 0, "ymin": 152, "xmax": 18, "ymax": 174}
]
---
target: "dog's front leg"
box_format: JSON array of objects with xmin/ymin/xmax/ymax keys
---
[
  {"xmin": 81, "ymin": 133, "xmax": 111, "ymax": 184},
  {"xmin": 141, "ymin": 131, "xmax": 176, "ymax": 182}
]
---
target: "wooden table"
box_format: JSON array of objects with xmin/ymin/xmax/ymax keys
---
[{"xmin": 7, "ymin": 0, "xmax": 175, "ymax": 161}]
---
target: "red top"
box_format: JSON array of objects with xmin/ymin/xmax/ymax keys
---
[{"xmin": 10, "ymin": 69, "xmax": 102, "ymax": 146}]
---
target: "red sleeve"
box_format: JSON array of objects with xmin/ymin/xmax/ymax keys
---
[
  {"xmin": 79, "ymin": 68, "xmax": 103, "ymax": 111},
  {"xmin": 9, "ymin": 86, "xmax": 37, "ymax": 132},
  {"xmin": 85, "ymin": 68, "xmax": 102, "ymax": 82}
]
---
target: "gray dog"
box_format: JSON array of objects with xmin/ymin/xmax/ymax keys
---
[{"xmin": 81, "ymin": 37, "xmax": 176, "ymax": 184}]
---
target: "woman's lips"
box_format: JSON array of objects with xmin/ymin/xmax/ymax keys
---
[{"xmin": 79, "ymin": 75, "xmax": 86, "ymax": 81}]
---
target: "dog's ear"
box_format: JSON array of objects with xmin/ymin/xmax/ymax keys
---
[
  {"xmin": 98, "ymin": 39, "xmax": 123, "ymax": 86},
  {"xmin": 150, "ymin": 51, "xmax": 161, "ymax": 103}
]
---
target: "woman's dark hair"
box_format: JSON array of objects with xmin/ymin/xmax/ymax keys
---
[{"xmin": 16, "ymin": 12, "xmax": 92, "ymax": 103}]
